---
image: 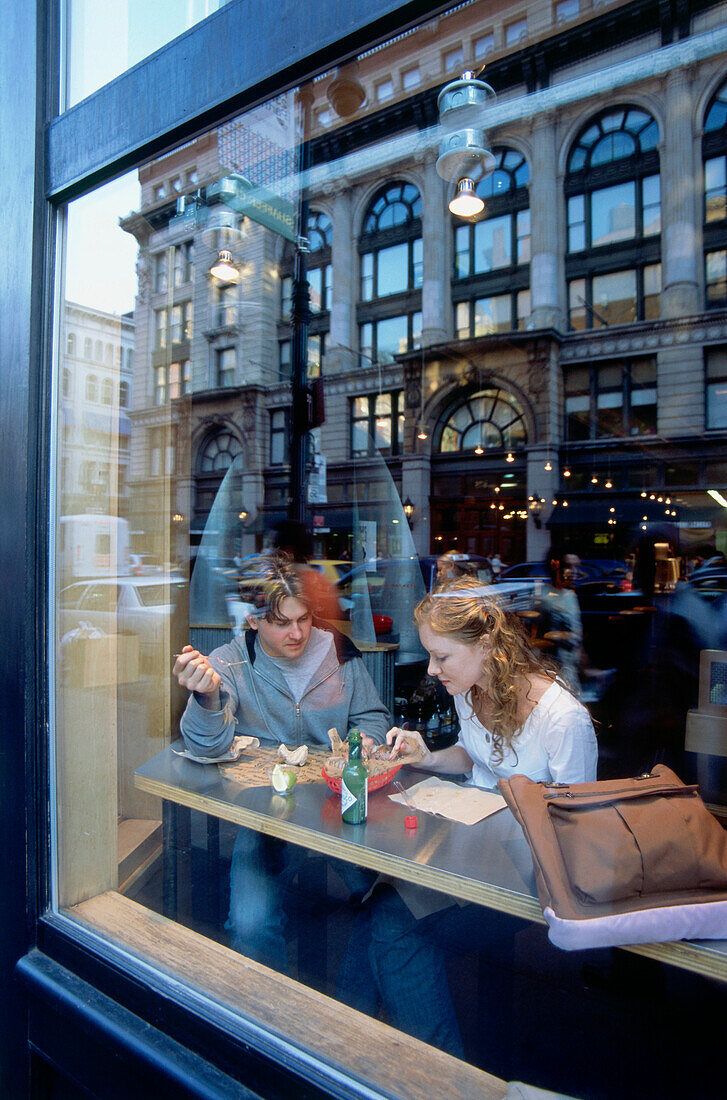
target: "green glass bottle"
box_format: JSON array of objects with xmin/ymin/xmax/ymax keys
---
[{"xmin": 341, "ymin": 727, "xmax": 368, "ymax": 824}]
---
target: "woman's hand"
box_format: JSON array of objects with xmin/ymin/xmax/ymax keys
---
[
  {"xmin": 385, "ymin": 727, "xmax": 431, "ymax": 765},
  {"xmin": 173, "ymin": 645, "xmax": 221, "ymax": 696}
]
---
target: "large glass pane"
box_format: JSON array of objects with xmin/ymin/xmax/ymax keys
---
[
  {"xmin": 376, "ymin": 242, "xmax": 409, "ymax": 296},
  {"xmin": 65, "ymin": 0, "xmax": 234, "ymax": 108},
  {"xmin": 473, "ymin": 214, "xmax": 511, "ymax": 271},
  {"xmin": 50, "ymin": 8, "xmax": 727, "ymax": 1091},
  {"xmin": 591, "ymin": 181, "xmax": 636, "ymax": 246},
  {"xmin": 592, "ymin": 268, "xmax": 636, "ymax": 325}
]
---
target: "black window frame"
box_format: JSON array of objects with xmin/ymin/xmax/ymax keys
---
[
  {"xmin": 349, "ymin": 389, "xmax": 404, "ymax": 457},
  {"xmin": 451, "ymin": 147, "xmax": 531, "ymax": 335},
  {"xmin": 703, "ymin": 78, "xmax": 727, "ymax": 310},
  {"xmin": 565, "ymin": 106, "xmax": 662, "ymax": 330},
  {"xmin": 564, "ymin": 357, "xmax": 657, "ymax": 440}
]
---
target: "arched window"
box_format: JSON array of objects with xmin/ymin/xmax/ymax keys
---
[
  {"xmin": 358, "ymin": 182, "xmax": 422, "ymax": 364},
  {"xmin": 62, "ymin": 368, "xmax": 72, "ymax": 399},
  {"xmin": 86, "ymin": 374, "xmax": 98, "ymax": 402},
  {"xmin": 279, "ymin": 210, "xmax": 331, "ymax": 379},
  {"xmin": 435, "ymin": 388, "xmax": 528, "ymax": 454},
  {"xmin": 66, "ymin": 332, "xmax": 76, "ymax": 355},
  {"xmin": 704, "ymin": 77, "xmax": 727, "ymax": 309},
  {"xmin": 453, "ymin": 148, "xmax": 531, "ymax": 337},
  {"xmin": 196, "ymin": 430, "xmax": 241, "ymax": 475},
  {"xmin": 565, "ymin": 107, "xmax": 661, "ymax": 329},
  {"xmin": 101, "ymin": 378, "xmax": 113, "ymax": 405}
]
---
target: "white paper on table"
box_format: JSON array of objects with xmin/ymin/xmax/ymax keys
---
[{"xmin": 389, "ymin": 776, "xmax": 506, "ymax": 825}]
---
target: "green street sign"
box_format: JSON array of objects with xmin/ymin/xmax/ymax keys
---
[{"xmin": 207, "ymin": 174, "xmax": 297, "ymax": 242}]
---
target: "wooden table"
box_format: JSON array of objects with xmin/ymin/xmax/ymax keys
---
[{"xmin": 135, "ymin": 744, "xmax": 727, "ymax": 983}]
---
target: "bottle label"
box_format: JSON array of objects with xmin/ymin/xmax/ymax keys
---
[
  {"xmin": 341, "ymin": 777, "xmax": 367, "ymax": 820},
  {"xmin": 341, "ymin": 779, "xmax": 357, "ymax": 815}
]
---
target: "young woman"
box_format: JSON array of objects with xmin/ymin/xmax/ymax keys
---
[
  {"xmin": 336, "ymin": 579, "xmax": 598, "ymax": 1059},
  {"xmin": 387, "ymin": 576, "xmax": 597, "ymax": 786}
]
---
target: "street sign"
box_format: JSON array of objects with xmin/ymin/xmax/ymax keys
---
[{"xmin": 207, "ymin": 174, "xmax": 297, "ymax": 242}]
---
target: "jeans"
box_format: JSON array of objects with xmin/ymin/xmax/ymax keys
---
[
  {"xmin": 336, "ymin": 883, "xmax": 465, "ymax": 1058},
  {"xmin": 226, "ymin": 826, "xmax": 375, "ymax": 973}
]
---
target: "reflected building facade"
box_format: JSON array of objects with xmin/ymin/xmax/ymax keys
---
[{"xmin": 122, "ymin": 0, "xmax": 727, "ymax": 569}]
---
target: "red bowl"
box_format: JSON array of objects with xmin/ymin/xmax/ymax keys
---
[{"xmin": 322, "ymin": 764, "xmax": 401, "ymax": 794}]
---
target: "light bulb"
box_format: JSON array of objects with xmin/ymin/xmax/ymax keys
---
[
  {"xmin": 449, "ymin": 178, "xmax": 485, "ymax": 218},
  {"xmin": 210, "ymin": 249, "xmax": 240, "ymax": 282}
]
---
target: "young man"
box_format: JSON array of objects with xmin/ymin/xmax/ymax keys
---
[{"xmin": 173, "ymin": 551, "xmax": 389, "ymax": 970}]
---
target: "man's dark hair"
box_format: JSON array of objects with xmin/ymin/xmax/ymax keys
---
[{"xmin": 238, "ymin": 550, "xmax": 310, "ymax": 623}]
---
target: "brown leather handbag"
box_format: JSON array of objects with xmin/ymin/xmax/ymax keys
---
[{"xmin": 498, "ymin": 765, "xmax": 727, "ymax": 949}]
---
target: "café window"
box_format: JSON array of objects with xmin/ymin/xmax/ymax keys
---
[
  {"xmin": 704, "ymin": 77, "xmax": 727, "ymax": 309},
  {"xmin": 435, "ymin": 387, "xmax": 528, "ymax": 453},
  {"xmin": 350, "ymin": 391, "xmax": 404, "ymax": 456},
  {"xmin": 565, "ymin": 107, "xmax": 661, "ymax": 329},
  {"xmin": 453, "ymin": 148, "xmax": 530, "ymax": 334},
  {"xmin": 707, "ymin": 347, "xmax": 727, "ymax": 429},
  {"xmin": 565, "ymin": 358, "xmax": 657, "ymax": 439}
]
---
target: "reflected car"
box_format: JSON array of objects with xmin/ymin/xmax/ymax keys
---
[{"xmin": 59, "ymin": 575, "xmax": 188, "ymax": 661}]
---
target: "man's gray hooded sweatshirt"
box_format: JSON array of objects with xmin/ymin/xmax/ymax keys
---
[{"xmin": 180, "ymin": 621, "xmax": 390, "ymax": 758}]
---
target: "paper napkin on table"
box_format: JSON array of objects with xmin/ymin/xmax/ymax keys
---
[
  {"xmin": 171, "ymin": 735, "xmax": 260, "ymax": 764},
  {"xmin": 389, "ymin": 776, "xmax": 506, "ymax": 825}
]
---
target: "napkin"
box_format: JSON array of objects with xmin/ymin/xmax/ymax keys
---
[
  {"xmin": 171, "ymin": 734, "xmax": 260, "ymax": 764},
  {"xmin": 389, "ymin": 776, "xmax": 506, "ymax": 825}
]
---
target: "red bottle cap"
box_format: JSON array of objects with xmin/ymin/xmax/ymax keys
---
[{"xmin": 404, "ymin": 815, "xmax": 418, "ymax": 829}]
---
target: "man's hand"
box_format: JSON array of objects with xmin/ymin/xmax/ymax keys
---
[{"xmin": 173, "ymin": 645, "xmax": 222, "ymax": 697}]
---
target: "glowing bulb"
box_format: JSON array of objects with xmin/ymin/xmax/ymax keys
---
[
  {"xmin": 563, "ymin": 468, "xmax": 571, "ymax": 478},
  {"xmin": 449, "ymin": 178, "xmax": 485, "ymax": 218},
  {"xmin": 474, "ymin": 444, "xmax": 483, "ymax": 455},
  {"xmin": 544, "ymin": 460, "xmax": 552, "ymax": 471},
  {"xmin": 610, "ymin": 507, "xmax": 615, "ymax": 513},
  {"xmin": 562, "ymin": 500, "xmax": 568, "ymax": 507},
  {"xmin": 641, "ymin": 491, "xmax": 647, "ymax": 498},
  {"xmin": 605, "ymin": 479, "xmax": 612, "ymax": 489},
  {"xmin": 209, "ymin": 249, "xmax": 240, "ymax": 282},
  {"xmin": 506, "ymin": 451, "xmax": 514, "ymax": 463},
  {"xmin": 591, "ymin": 476, "xmax": 598, "ymax": 485}
]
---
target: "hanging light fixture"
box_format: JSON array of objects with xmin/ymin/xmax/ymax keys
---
[
  {"xmin": 238, "ymin": 506, "xmax": 249, "ymax": 522},
  {"xmin": 641, "ymin": 491, "xmax": 647, "ymax": 498},
  {"xmin": 449, "ymin": 178, "xmax": 485, "ymax": 218},
  {"xmin": 544, "ymin": 458, "xmax": 552, "ymax": 472},
  {"xmin": 506, "ymin": 451, "xmax": 514, "ymax": 463},
  {"xmin": 563, "ymin": 467, "xmax": 571, "ymax": 478},
  {"xmin": 591, "ymin": 475, "xmax": 598, "ymax": 485},
  {"xmin": 403, "ymin": 497, "xmax": 415, "ymax": 521},
  {"xmin": 210, "ymin": 249, "xmax": 240, "ymax": 282},
  {"xmin": 417, "ymin": 422, "xmax": 428, "ymax": 441},
  {"xmin": 474, "ymin": 443, "xmax": 484, "ymax": 455},
  {"xmin": 605, "ymin": 478, "xmax": 613, "ymax": 489}
]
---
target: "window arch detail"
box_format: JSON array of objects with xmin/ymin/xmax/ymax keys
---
[
  {"xmin": 434, "ymin": 388, "xmax": 528, "ymax": 454},
  {"xmin": 196, "ymin": 430, "xmax": 242, "ymax": 475},
  {"xmin": 565, "ymin": 106, "xmax": 661, "ymax": 330},
  {"xmin": 358, "ymin": 181, "xmax": 423, "ymax": 365}
]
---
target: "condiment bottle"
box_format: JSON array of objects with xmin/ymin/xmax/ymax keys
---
[{"xmin": 341, "ymin": 727, "xmax": 368, "ymax": 824}]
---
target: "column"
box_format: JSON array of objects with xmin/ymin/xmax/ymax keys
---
[
  {"xmin": 528, "ymin": 114, "xmax": 563, "ymax": 331},
  {"xmin": 401, "ymin": 452, "xmax": 431, "ymax": 557},
  {"xmin": 420, "ymin": 158, "xmax": 449, "ymax": 345},
  {"xmin": 327, "ymin": 187, "xmax": 356, "ymax": 373},
  {"xmin": 660, "ymin": 68, "xmax": 700, "ymax": 319}
]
